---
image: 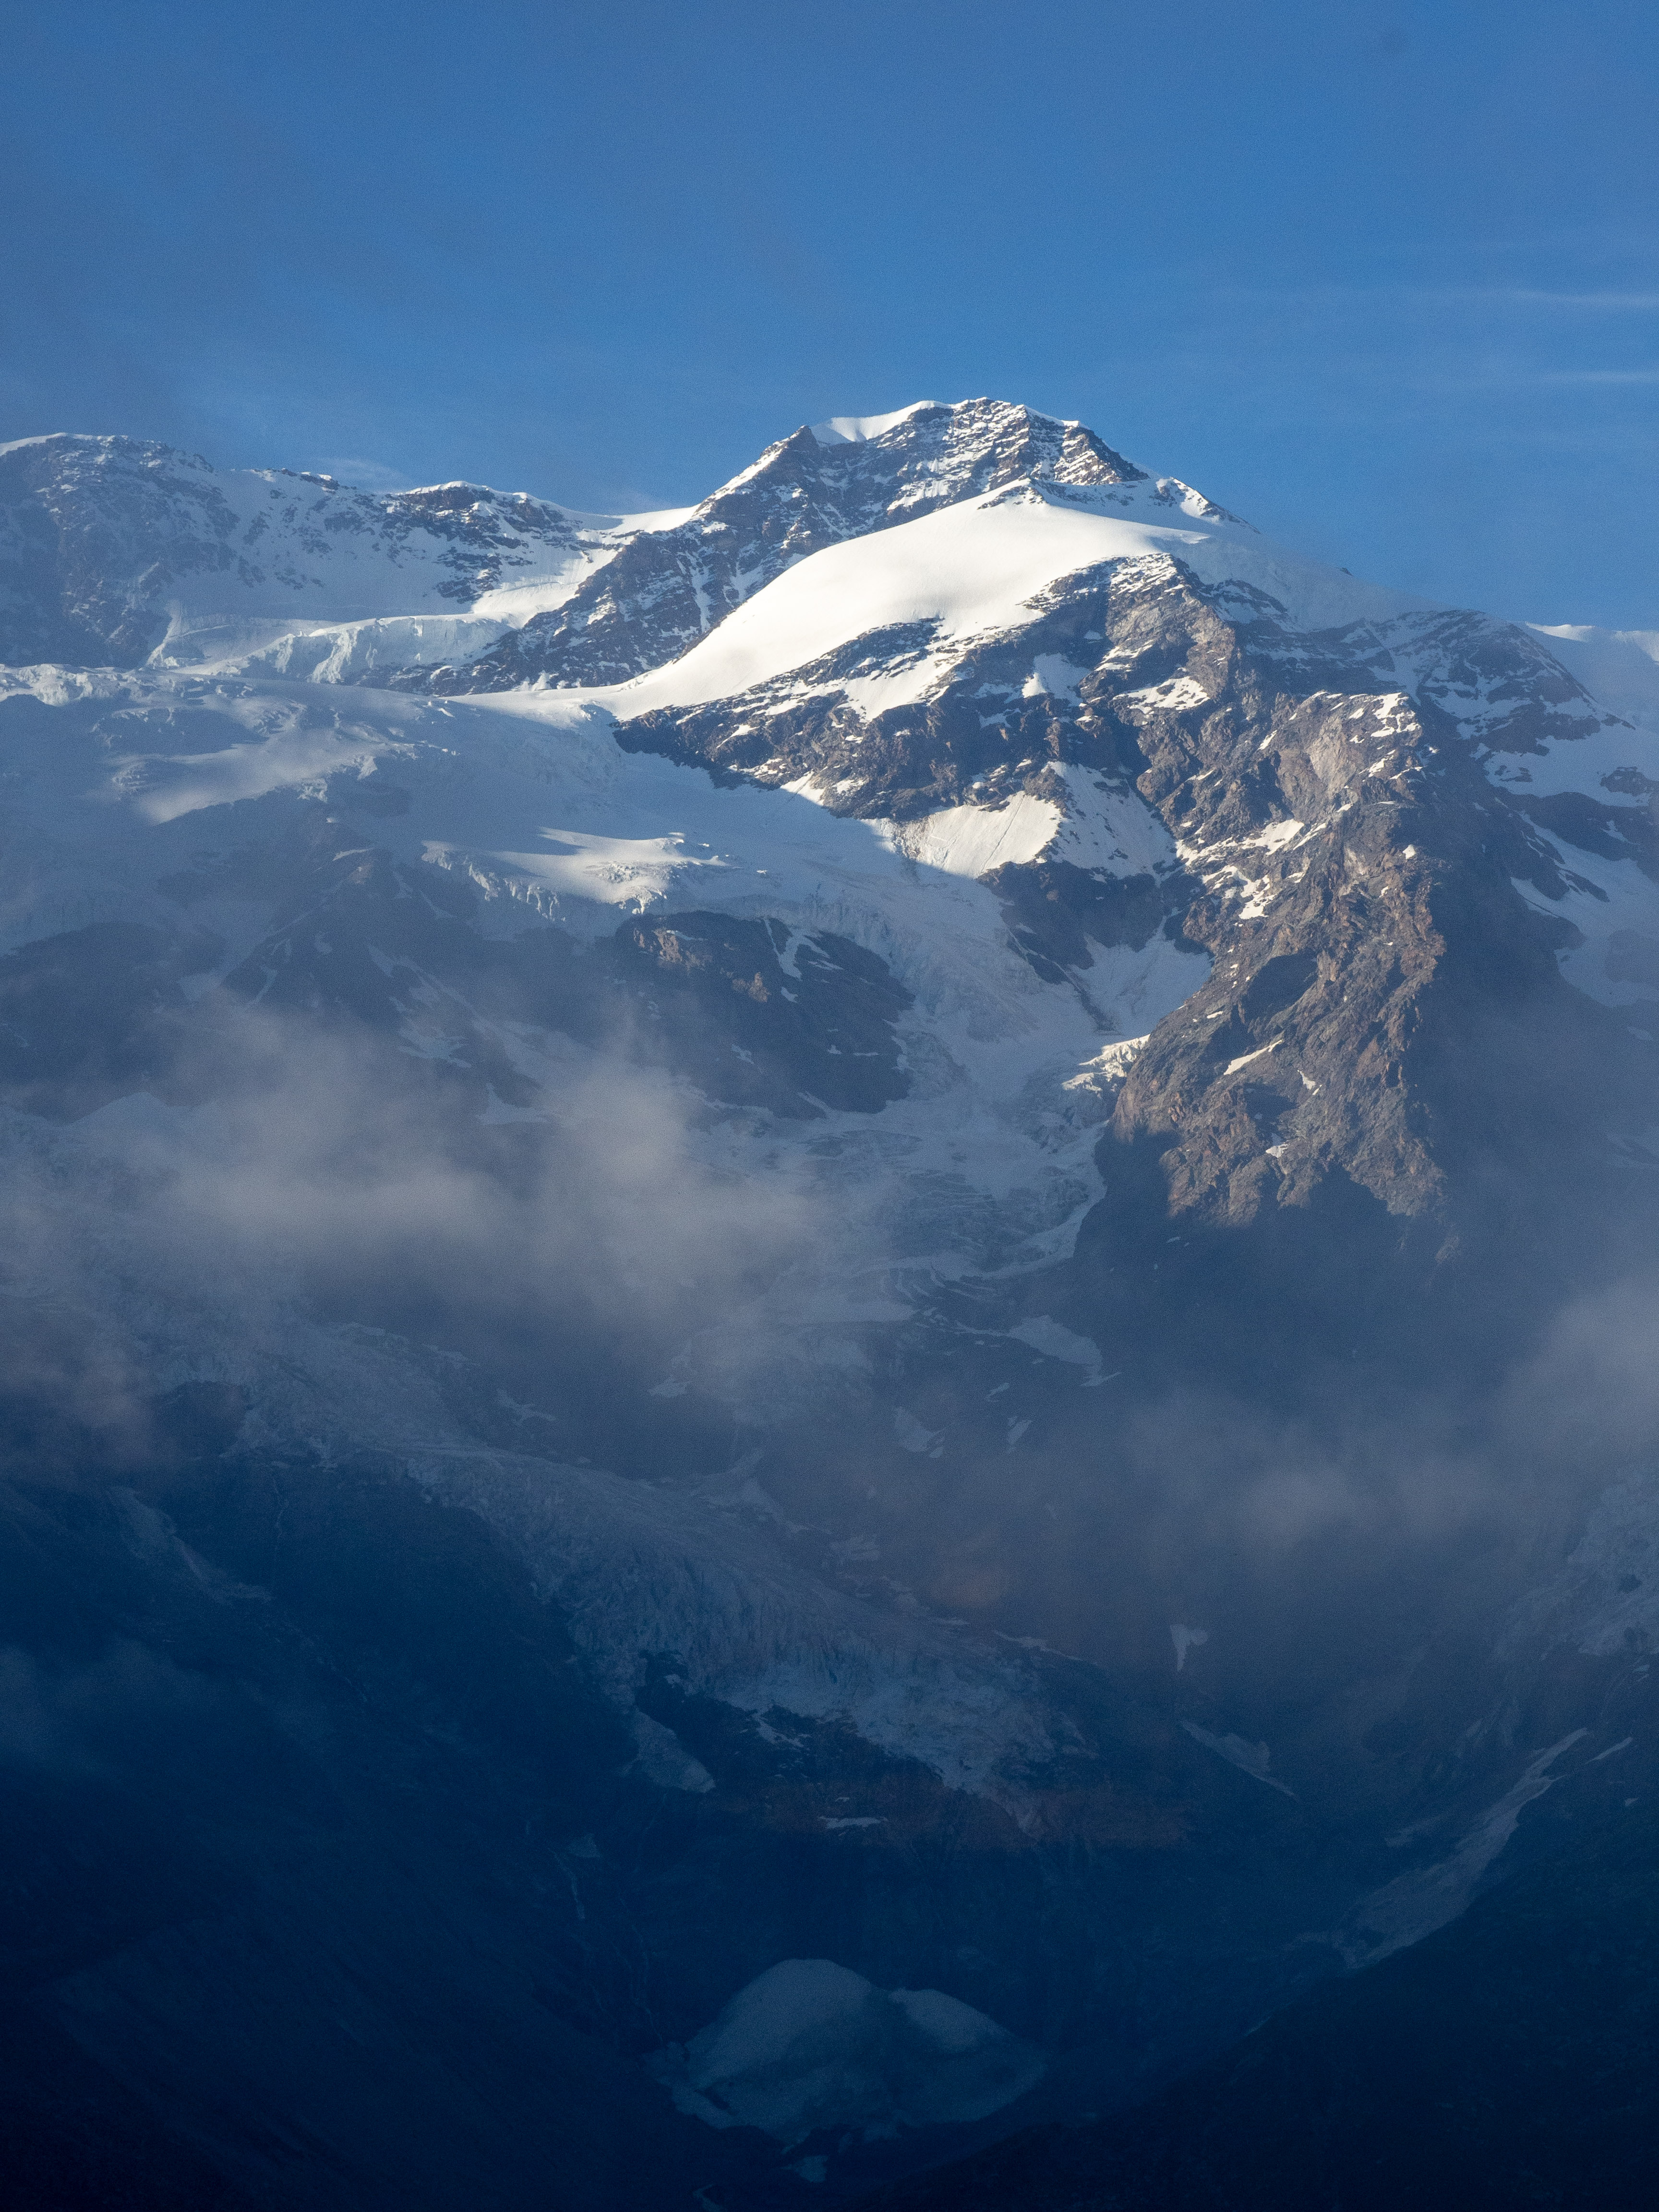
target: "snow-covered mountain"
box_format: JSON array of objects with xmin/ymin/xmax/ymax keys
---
[
  {"xmin": 0, "ymin": 429, "xmax": 695, "ymax": 673},
  {"xmin": 3, "ymin": 398, "xmax": 1658, "ymax": 2210}
]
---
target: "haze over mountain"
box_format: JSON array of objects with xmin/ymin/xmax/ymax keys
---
[{"xmin": 2, "ymin": 399, "xmax": 1658, "ymax": 2210}]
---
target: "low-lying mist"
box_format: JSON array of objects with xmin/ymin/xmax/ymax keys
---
[
  {"xmin": 0, "ymin": 992, "xmax": 826, "ymax": 1479},
  {"xmin": 2, "ymin": 968, "xmax": 1654, "ymax": 1772}
]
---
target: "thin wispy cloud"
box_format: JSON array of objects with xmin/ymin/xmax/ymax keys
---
[
  {"xmin": 1534, "ymin": 367, "xmax": 1659, "ymax": 385},
  {"xmin": 315, "ymin": 457, "xmax": 417, "ymax": 491},
  {"xmin": 1210, "ymin": 283, "xmax": 1659, "ymax": 313},
  {"xmin": 1501, "ymin": 290, "xmax": 1659, "ymax": 311}
]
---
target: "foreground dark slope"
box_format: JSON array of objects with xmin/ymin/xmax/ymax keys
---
[
  {"xmin": 864, "ymin": 1797, "xmax": 1659, "ymax": 2212},
  {"xmin": 0, "ymin": 1381, "xmax": 779, "ymax": 2212}
]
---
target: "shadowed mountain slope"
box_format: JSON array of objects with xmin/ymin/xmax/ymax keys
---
[{"xmin": 862, "ymin": 1793, "xmax": 1659, "ymax": 2212}]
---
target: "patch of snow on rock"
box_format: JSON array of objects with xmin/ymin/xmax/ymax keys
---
[{"xmin": 648, "ymin": 1958, "xmax": 1045, "ymax": 2143}]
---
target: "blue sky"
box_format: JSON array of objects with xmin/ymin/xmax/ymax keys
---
[{"xmin": 5, "ymin": 0, "xmax": 1657, "ymax": 623}]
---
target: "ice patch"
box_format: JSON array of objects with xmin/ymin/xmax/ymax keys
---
[
  {"xmin": 1182, "ymin": 1721, "xmax": 1295, "ymax": 1795},
  {"xmin": 1501, "ymin": 1466, "xmax": 1659, "ymax": 1658},
  {"xmin": 810, "ymin": 403, "xmax": 938, "ymax": 445},
  {"xmin": 1009, "ymin": 1315, "xmax": 1104, "ymax": 1382},
  {"xmin": 1024, "ymin": 652, "xmax": 1088, "ymax": 699},
  {"xmin": 893, "ymin": 1409, "xmax": 944, "ymax": 1454},
  {"xmin": 648, "ymin": 1958, "xmax": 1044, "ymax": 2144},
  {"xmin": 1051, "ymin": 763, "xmax": 1178, "ymax": 877},
  {"xmin": 1224, "ymin": 1039, "xmax": 1283, "ymax": 1077},
  {"xmin": 1340, "ymin": 1731, "xmax": 1588, "ymax": 1963},
  {"xmin": 1244, "ymin": 817, "xmax": 1306, "ymax": 852},
  {"xmin": 1083, "ymin": 936, "xmax": 1211, "ymax": 1032},
  {"xmin": 1112, "ymin": 674, "xmax": 1211, "ymax": 716},
  {"xmin": 1170, "ymin": 1624, "xmax": 1209, "ymax": 1672},
  {"xmin": 628, "ymin": 1710, "xmax": 715, "ymax": 1794},
  {"xmin": 886, "ymin": 791, "xmax": 1061, "ymax": 878},
  {"xmin": 1508, "ymin": 831, "xmax": 1659, "ymax": 1010}
]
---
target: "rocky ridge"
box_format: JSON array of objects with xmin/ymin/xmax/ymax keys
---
[{"xmin": 0, "ymin": 430, "xmax": 654, "ymax": 666}]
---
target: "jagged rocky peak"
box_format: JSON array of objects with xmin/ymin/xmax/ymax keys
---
[
  {"xmin": 799, "ymin": 395, "xmax": 1149, "ymax": 500},
  {"xmin": 799, "ymin": 397, "xmax": 1250, "ymax": 531},
  {"xmin": 716, "ymin": 398, "xmax": 1148, "ymax": 541},
  {"xmin": 418, "ymin": 399, "xmax": 1156, "ymax": 695}
]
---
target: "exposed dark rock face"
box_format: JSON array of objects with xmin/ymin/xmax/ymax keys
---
[
  {"xmin": 613, "ymin": 543, "xmax": 1659, "ymax": 1275},
  {"xmin": 144, "ymin": 802, "xmax": 918, "ymax": 1125},
  {"xmin": 0, "ymin": 920, "xmax": 220, "ymax": 1119},
  {"xmin": 605, "ymin": 912, "xmax": 912, "ymax": 1115},
  {"xmin": 611, "ymin": 572, "xmax": 1129, "ymax": 818},
  {"xmin": 985, "ymin": 857, "xmax": 1191, "ymax": 986}
]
